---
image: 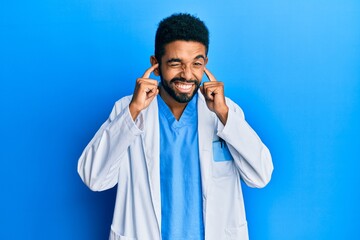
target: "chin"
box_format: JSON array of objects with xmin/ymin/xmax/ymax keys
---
[{"xmin": 173, "ymin": 90, "xmax": 198, "ymax": 103}]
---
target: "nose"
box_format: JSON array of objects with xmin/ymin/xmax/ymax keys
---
[{"xmin": 180, "ymin": 65, "xmax": 193, "ymax": 80}]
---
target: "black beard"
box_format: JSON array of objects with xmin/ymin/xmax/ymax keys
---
[{"xmin": 160, "ymin": 76, "xmax": 200, "ymax": 103}]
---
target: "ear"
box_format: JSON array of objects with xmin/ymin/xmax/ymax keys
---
[{"xmin": 150, "ymin": 56, "xmax": 160, "ymax": 76}]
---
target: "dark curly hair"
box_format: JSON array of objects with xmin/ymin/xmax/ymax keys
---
[{"xmin": 155, "ymin": 13, "xmax": 209, "ymax": 63}]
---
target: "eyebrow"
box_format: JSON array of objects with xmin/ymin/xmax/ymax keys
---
[
  {"xmin": 194, "ymin": 55, "xmax": 206, "ymax": 60},
  {"xmin": 167, "ymin": 58, "xmax": 182, "ymax": 63},
  {"xmin": 166, "ymin": 55, "xmax": 206, "ymax": 64}
]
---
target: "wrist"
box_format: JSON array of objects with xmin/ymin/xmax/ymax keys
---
[
  {"xmin": 129, "ymin": 102, "xmax": 141, "ymax": 121},
  {"xmin": 216, "ymin": 105, "xmax": 229, "ymax": 125}
]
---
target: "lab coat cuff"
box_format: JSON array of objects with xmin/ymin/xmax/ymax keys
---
[
  {"xmin": 217, "ymin": 119, "xmax": 225, "ymax": 134},
  {"xmin": 217, "ymin": 108, "xmax": 245, "ymax": 139},
  {"xmin": 125, "ymin": 106, "xmax": 144, "ymax": 133},
  {"xmin": 217, "ymin": 108, "xmax": 232, "ymax": 136},
  {"xmin": 108, "ymin": 106, "xmax": 144, "ymax": 137}
]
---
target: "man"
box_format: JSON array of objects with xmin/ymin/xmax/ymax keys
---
[{"xmin": 78, "ymin": 13, "xmax": 273, "ymax": 240}]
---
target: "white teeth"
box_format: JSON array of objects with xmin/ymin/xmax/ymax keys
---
[{"xmin": 175, "ymin": 83, "xmax": 192, "ymax": 90}]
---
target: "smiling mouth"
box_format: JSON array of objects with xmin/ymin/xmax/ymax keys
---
[{"xmin": 174, "ymin": 82, "xmax": 194, "ymax": 92}]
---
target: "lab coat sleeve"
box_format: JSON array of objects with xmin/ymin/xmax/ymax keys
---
[
  {"xmin": 77, "ymin": 96, "xmax": 143, "ymax": 191},
  {"xmin": 217, "ymin": 99, "xmax": 273, "ymax": 188}
]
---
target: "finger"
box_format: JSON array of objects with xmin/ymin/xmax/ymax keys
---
[
  {"xmin": 199, "ymin": 85, "xmax": 209, "ymax": 100},
  {"xmin": 203, "ymin": 81, "xmax": 221, "ymax": 87},
  {"xmin": 142, "ymin": 63, "xmax": 159, "ymax": 78},
  {"xmin": 204, "ymin": 68, "xmax": 217, "ymax": 82},
  {"xmin": 203, "ymin": 82, "xmax": 225, "ymax": 96},
  {"xmin": 147, "ymin": 88, "xmax": 159, "ymax": 99},
  {"xmin": 141, "ymin": 83, "xmax": 158, "ymax": 93},
  {"xmin": 136, "ymin": 79, "xmax": 158, "ymax": 92},
  {"xmin": 137, "ymin": 78, "xmax": 159, "ymax": 86},
  {"xmin": 205, "ymin": 86, "xmax": 215, "ymax": 101}
]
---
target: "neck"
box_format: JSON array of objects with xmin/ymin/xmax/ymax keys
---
[{"xmin": 159, "ymin": 86, "xmax": 188, "ymax": 120}]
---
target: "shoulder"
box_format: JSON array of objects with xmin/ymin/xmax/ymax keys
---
[
  {"xmin": 114, "ymin": 95, "xmax": 133, "ymax": 110},
  {"xmin": 107, "ymin": 95, "xmax": 133, "ymax": 120},
  {"xmin": 225, "ymin": 97, "xmax": 245, "ymax": 119}
]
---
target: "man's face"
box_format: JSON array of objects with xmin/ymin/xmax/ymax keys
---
[{"xmin": 158, "ymin": 40, "xmax": 208, "ymax": 103}]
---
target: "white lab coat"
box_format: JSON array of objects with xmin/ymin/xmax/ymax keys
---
[{"xmin": 78, "ymin": 91, "xmax": 273, "ymax": 240}]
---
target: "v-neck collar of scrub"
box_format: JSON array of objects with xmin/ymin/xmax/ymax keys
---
[{"xmin": 157, "ymin": 93, "xmax": 198, "ymax": 129}]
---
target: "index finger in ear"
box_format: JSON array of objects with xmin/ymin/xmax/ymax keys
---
[
  {"xmin": 204, "ymin": 68, "xmax": 217, "ymax": 82},
  {"xmin": 142, "ymin": 63, "xmax": 159, "ymax": 78}
]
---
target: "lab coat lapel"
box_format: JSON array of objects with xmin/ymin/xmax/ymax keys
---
[
  {"xmin": 197, "ymin": 92, "xmax": 215, "ymax": 199},
  {"xmin": 141, "ymin": 97, "xmax": 162, "ymax": 230}
]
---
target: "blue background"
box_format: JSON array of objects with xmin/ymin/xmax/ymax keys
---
[{"xmin": 1, "ymin": 0, "xmax": 359, "ymax": 239}]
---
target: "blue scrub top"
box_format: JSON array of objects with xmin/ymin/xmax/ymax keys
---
[{"xmin": 158, "ymin": 94, "xmax": 204, "ymax": 240}]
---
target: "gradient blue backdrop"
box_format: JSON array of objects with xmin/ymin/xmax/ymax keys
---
[{"xmin": 1, "ymin": 0, "xmax": 359, "ymax": 239}]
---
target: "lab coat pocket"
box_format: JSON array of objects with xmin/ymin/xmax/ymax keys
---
[
  {"xmin": 226, "ymin": 222, "xmax": 249, "ymax": 240},
  {"xmin": 109, "ymin": 228, "xmax": 137, "ymax": 240},
  {"xmin": 212, "ymin": 140, "xmax": 235, "ymax": 178},
  {"xmin": 212, "ymin": 140, "xmax": 233, "ymax": 162},
  {"xmin": 212, "ymin": 161, "xmax": 235, "ymax": 178}
]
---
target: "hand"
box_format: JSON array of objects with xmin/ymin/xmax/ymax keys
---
[
  {"xmin": 129, "ymin": 64, "xmax": 159, "ymax": 120},
  {"xmin": 200, "ymin": 68, "xmax": 229, "ymax": 125}
]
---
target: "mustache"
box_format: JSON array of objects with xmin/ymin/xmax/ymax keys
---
[{"xmin": 170, "ymin": 78, "xmax": 200, "ymax": 86}]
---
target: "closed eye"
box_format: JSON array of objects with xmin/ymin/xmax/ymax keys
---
[
  {"xmin": 193, "ymin": 62, "xmax": 203, "ymax": 68},
  {"xmin": 169, "ymin": 63, "xmax": 181, "ymax": 68}
]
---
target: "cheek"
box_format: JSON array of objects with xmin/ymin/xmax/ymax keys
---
[{"xmin": 194, "ymin": 69, "xmax": 205, "ymax": 81}]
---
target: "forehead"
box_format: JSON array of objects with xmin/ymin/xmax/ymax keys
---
[{"xmin": 163, "ymin": 40, "xmax": 206, "ymax": 60}]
